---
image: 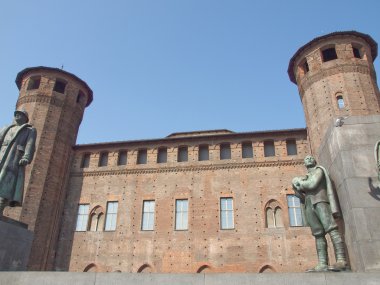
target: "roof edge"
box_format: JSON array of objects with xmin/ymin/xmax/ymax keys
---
[
  {"xmin": 15, "ymin": 66, "xmax": 93, "ymax": 106},
  {"xmin": 288, "ymin": 31, "xmax": 378, "ymax": 84}
]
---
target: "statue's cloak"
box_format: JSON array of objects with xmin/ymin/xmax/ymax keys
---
[
  {"xmin": 316, "ymin": 165, "xmax": 340, "ymax": 217},
  {"xmin": 0, "ymin": 124, "xmax": 36, "ymax": 206}
]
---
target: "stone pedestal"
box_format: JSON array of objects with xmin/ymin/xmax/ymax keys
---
[
  {"xmin": 317, "ymin": 115, "xmax": 380, "ymax": 272},
  {"xmin": 0, "ymin": 217, "xmax": 33, "ymax": 271}
]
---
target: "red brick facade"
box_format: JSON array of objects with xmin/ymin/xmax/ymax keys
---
[{"xmin": 4, "ymin": 31, "xmax": 379, "ymax": 273}]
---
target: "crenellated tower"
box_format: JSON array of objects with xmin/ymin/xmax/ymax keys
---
[
  {"xmin": 11, "ymin": 67, "xmax": 93, "ymax": 270},
  {"xmin": 288, "ymin": 31, "xmax": 380, "ymax": 156}
]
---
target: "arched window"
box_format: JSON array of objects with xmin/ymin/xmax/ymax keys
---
[
  {"xmin": 88, "ymin": 206, "xmax": 105, "ymax": 231},
  {"xmin": 337, "ymin": 95, "xmax": 345, "ymax": 109},
  {"xmin": 83, "ymin": 263, "xmax": 97, "ymax": 272},
  {"xmin": 197, "ymin": 265, "xmax": 212, "ymax": 273},
  {"xmin": 259, "ymin": 265, "xmax": 276, "ymax": 273},
  {"xmin": 137, "ymin": 264, "xmax": 152, "ymax": 273},
  {"xmin": 265, "ymin": 200, "xmax": 283, "ymax": 228}
]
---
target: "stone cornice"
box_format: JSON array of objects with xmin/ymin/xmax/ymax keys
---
[
  {"xmin": 299, "ymin": 63, "xmax": 375, "ymax": 97},
  {"xmin": 71, "ymin": 159, "xmax": 304, "ymax": 177}
]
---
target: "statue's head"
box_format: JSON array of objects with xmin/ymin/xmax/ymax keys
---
[
  {"xmin": 304, "ymin": 155, "xmax": 316, "ymax": 168},
  {"xmin": 14, "ymin": 109, "xmax": 29, "ymax": 125}
]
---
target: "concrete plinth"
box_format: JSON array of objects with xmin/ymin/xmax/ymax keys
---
[
  {"xmin": 0, "ymin": 217, "xmax": 33, "ymax": 271},
  {"xmin": 0, "ymin": 272, "xmax": 379, "ymax": 285},
  {"xmin": 317, "ymin": 115, "xmax": 380, "ymax": 272}
]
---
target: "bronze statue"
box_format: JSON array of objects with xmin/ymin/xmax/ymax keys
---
[
  {"xmin": 0, "ymin": 110, "xmax": 36, "ymax": 216},
  {"xmin": 292, "ymin": 155, "xmax": 347, "ymax": 272}
]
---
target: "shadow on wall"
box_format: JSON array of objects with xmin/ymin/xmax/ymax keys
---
[
  {"xmin": 368, "ymin": 177, "xmax": 380, "ymax": 201},
  {"xmin": 53, "ymin": 174, "xmax": 85, "ymax": 271}
]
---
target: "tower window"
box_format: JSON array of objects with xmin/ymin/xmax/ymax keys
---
[
  {"xmin": 53, "ymin": 79, "xmax": 67, "ymax": 93},
  {"xmin": 322, "ymin": 47, "xmax": 338, "ymax": 62},
  {"xmin": 77, "ymin": 91, "xmax": 86, "ymax": 104},
  {"xmin": 81, "ymin": 153, "xmax": 91, "ymax": 168},
  {"xmin": 137, "ymin": 149, "xmax": 147, "ymax": 164},
  {"xmin": 264, "ymin": 140, "xmax": 275, "ymax": 157},
  {"xmin": 27, "ymin": 76, "xmax": 41, "ymax": 90},
  {"xmin": 118, "ymin": 151, "xmax": 127, "ymax": 165},
  {"xmin": 220, "ymin": 143, "xmax": 231, "ymax": 160},
  {"xmin": 353, "ymin": 47, "xmax": 362, "ymax": 59},
  {"xmin": 178, "ymin": 146, "xmax": 188, "ymax": 162},
  {"xmin": 337, "ymin": 95, "xmax": 345, "ymax": 109},
  {"xmin": 98, "ymin": 152, "xmax": 108, "ymax": 167},
  {"xmin": 286, "ymin": 139, "xmax": 297, "ymax": 156},
  {"xmin": 157, "ymin": 147, "xmax": 167, "ymax": 163},
  {"xmin": 303, "ymin": 60, "xmax": 309, "ymax": 72},
  {"xmin": 242, "ymin": 142, "xmax": 253, "ymax": 158},
  {"xmin": 198, "ymin": 145, "xmax": 209, "ymax": 161}
]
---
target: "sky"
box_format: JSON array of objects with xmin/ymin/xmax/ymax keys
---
[{"xmin": 0, "ymin": 1, "xmax": 379, "ymax": 144}]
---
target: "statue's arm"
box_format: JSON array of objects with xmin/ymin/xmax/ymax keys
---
[
  {"xmin": 299, "ymin": 168, "xmax": 324, "ymax": 191},
  {"xmin": 23, "ymin": 128, "xmax": 37, "ymax": 163}
]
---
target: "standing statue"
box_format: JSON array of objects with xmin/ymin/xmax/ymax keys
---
[
  {"xmin": 0, "ymin": 110, "xmax": 36, "ymax": 216},
  {"xmin": 374, "ymin": 141, "xmax": 380, "ymax": 181},
  {"xmin": 292, "ymin": 155, "xmax": 347, "ymax": 272}
]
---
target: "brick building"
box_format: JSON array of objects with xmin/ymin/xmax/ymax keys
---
[{"xmin": 4, "ymin": 31, "xmax": 380, "ymax": 273}]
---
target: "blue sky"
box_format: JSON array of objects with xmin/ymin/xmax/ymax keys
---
[{"xmin": 1, "ymin": 1, "xmax": 379, "ymax": 144}]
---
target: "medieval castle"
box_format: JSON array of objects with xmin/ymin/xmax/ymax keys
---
[{"xmin": 4, "ymin": 31, "xmax": 380, "ymax": 273}]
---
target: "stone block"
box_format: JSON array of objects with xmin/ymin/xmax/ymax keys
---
[
  {"xmin": 96, "ymin": 273, "xmax": 203, "ymax": 285},
  {"xmin": 0, "ymin": 219, "xmax": 33, "ymax": 271}
]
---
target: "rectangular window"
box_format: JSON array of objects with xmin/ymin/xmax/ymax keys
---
[
  {"xmin": 220, "ymin": 143, "xmax": 231, "ymax": 160},
  {"xmin": 142, "ymin": 200, "xmax": 155, "ymax": 230},
  {"xmin": 81, "ymin": 153, "xmax": 90, "ymax": 168},
  {"xmin": 178, "ymin": 146, "xmax": 188, "ymax": 162},
  {"xmin": 353, "ymin": 47, "xmax": 362, "ymax": 59},
  {"xmin": 118, "ymin": 150, "xmax": 127, "ymax": 165},
  {"xmin": 322, "ymin": 47, "xmax": 338, "ymax": 62},
  {"xmin": 198, "ymin": 145, "xmax": 209, "ymax": 161},
  {"xmin": 53, "ymin": 79, "xmax": 67, "ymax": 93},
  {"xmin": 175, "ymin": 199, "xmax": 188, "ymax": 230},
  {"xmin": 286, "ymin": 139, "xmax": 297, "ymax": 156},
  {"xmin": 75, "ymin": 204, "xmax": 89, "ymax": 231},
  {"xmin": 27, "ymin": 76, "xmax": 41, "ymax": 90},
  {"xmin": 137, "ymin": 149, "xmax": 147, "ymax": 164},
  {"xmin": 264, "ymin": 140, "xmax": 275, "ymax": 157},
  {"xmin": 242, "ymin": 142, "xmax": 253, "ymax": 158},
  {"xmin": 287, "ymin": 195, "xmax": 304, "ymax": 227},
  {"xmin": 220, "ymin": 198, "xmax": 234, "ymax": 229},
  {"xmin": 99, "ymin": 152, "xmax": 108, "ymax": 167},
  {"xmin": 157, "ymin": 147, "xmax": 167, "ymax": 163},
  {"xmin": 105, "ymin": 201, "xmax": 118, "ymax": 231}
]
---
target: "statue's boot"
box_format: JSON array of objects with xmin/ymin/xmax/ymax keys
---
[
  {"xmin": 306, "ymin": 236, "xmax": 329, "ymax": 272},
  {"xmin": 329, "ymin": 229, "xmax": 348, "ymax": 271}
]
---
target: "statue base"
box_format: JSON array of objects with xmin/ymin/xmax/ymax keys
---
[{"xmin": 0, "ymin": 217, "xmax": 33, "ymax": 271}]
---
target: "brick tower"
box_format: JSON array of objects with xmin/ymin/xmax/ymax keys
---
[
  {"xmin": 289, "ymin": 32, "xmax": 380, "ymax": 271},
  {"xmin": 12, "ymin": 67, "xmax": 93, "ymax": 270},
  {"xmin": 288, "ymin": 31, "xmax": 379, "ymax": 155}
]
